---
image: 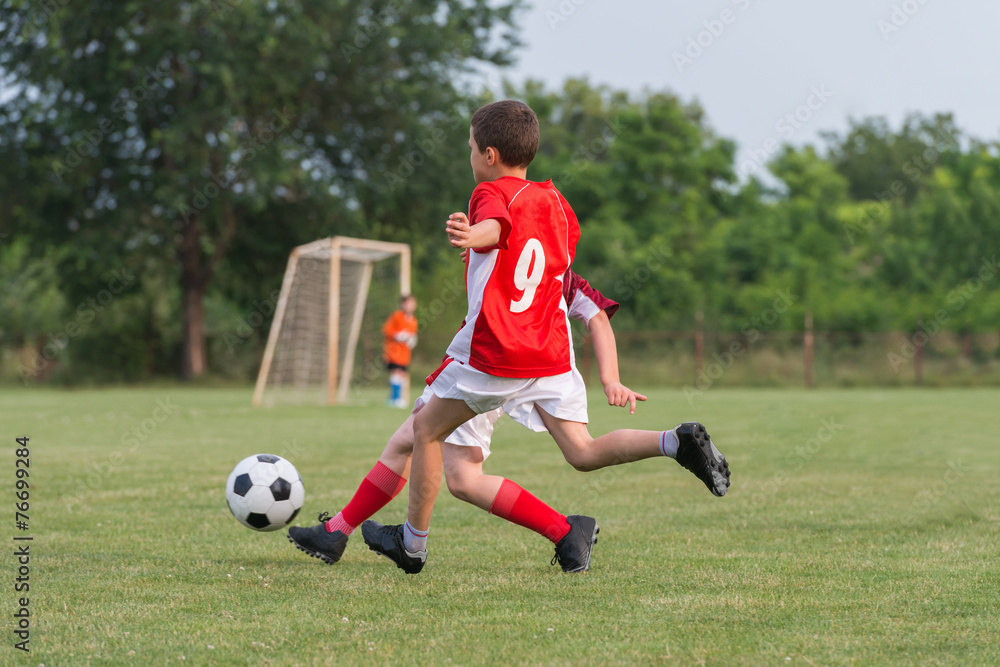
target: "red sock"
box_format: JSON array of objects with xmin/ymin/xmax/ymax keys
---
[
  {"xmin": 326, "ymin": 462, "xmax": 406, "ymax": 534},
  {"xmin": 488, "ymin": 479, "xmax": 571, "ymax": 543}
]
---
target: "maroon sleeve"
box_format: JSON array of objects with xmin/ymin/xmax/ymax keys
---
[
  {"xmin": 468, "ymin": 182, "xmax": 512, "ymax": 253},
  {"xmin": 564, "ymin": 270, "xmax": 620, "ymax": 321}
]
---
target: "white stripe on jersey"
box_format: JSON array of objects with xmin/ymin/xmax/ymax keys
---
[
  {"xmin": 553, "ymin": 271, "xmax": 575, "ymax": 370},
  {"xmin": 549, "ymin": 189, "xmax": 575, "ymax": 370},
  {"xmin": 507, "ymin": 182, "xmax": 531, "ymax": 209},
  {"xmin": 446, "ymin": 247, "xmax": 499, "ymax": 364}
]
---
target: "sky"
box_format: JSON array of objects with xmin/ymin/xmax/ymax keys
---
[{"xmin": 499, "ymin": 0, "xmax": 1000, "ymax": 176}]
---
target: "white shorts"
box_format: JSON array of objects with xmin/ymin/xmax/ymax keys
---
[
  {"xmin": 414, "ymin": 386, "xmax": 501, "ymax": 460},
  {"xmin": 428, "ymin": 360, "xmax": 589, "ymax": 435}
]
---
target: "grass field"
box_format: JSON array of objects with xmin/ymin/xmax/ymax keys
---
[{"xmin": 3, "ymin": 386, "xmax": 998, "ymax": 665}]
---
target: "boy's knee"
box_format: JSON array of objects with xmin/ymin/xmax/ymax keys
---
[
  {"xmin": 445, "ymin": 472, "xmax": 474, "ymax": 502},
  {"xmin": 412, "ymin": 415, "xmax": 433, "ymax": 447},
  {"xmin": 386, "ymin": 431, "xmax": 413, "ymax": 456},
  {"xmin": 562, "ymin": 446, "xmax": 597, "ymax": 472}
]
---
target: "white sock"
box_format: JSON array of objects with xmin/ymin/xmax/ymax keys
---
[
  {"xmin": 659, "ymin": 430, "xmax": 678, "ymax": 458},
  {"xmin": 402, "ymin": 520, "xmax": 428, "ymax": 553}
]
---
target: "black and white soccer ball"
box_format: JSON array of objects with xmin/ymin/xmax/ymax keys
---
[{"xmin": 225, "ymin": 454, "xmax": 304, "ymax": 531}]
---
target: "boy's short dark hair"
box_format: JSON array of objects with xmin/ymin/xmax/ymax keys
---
[{"xmin": 470, "ymin": 100, "xmax": 539, "ymax": 168}]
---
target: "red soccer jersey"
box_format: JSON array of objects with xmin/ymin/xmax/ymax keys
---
[
  {"xmin": 446, "ymin": 177, "xmax": 581, "ymax": 378},
  {"xmin": 427, "ymin": 270, "xmax": 618, "ymax": 387}
]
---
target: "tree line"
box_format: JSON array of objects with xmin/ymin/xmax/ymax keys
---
[{"xmin": 1, "ymin": 1, "xmax": 997, "ymax": 383}]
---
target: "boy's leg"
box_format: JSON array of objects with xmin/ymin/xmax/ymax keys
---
[
  {"xmin": 440, "ymin": 443, "xmax": 595, "ymax": 571},
  {"xmin": 441, "ymin": 442, "xmax": 500, "ymax": 510},
  {"xmin": 287, "ymin": 415, "xmax": 414, "ymax": 563},
  {"xmin": 374, "ymin": 413, "xmax": 416, "ymax": 480},
  {"xmin": 325, "ymin": 416, "xmax": 413, "ymax": 534},
  {"xmin": 407, "ymin": 395, "xmax": 477, "ymax": 532},
  {"xmin": 388, "ymin": 369, "xmax": 406, "ymax": 407},
  {"xmin": 442, "ymin": 443, "xmax": 570, "ymax": 540},
  {"xmin": 535, "ymin": 408, "xmax": 730, "ymax": 496},
  {"xmin": 535, "ymin": 418, "xmax": 663, "ymax": 471},
  {"xmin": 360, "ymin": 395, "xmax": 476, "ymax": 574}
]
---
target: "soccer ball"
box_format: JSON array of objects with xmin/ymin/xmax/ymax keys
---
[{"xmin": 225, "ymin": 454, "xmax": 305, "ymax": 531}]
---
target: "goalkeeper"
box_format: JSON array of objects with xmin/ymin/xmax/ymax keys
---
[{"xmin": 382, "ymin": 294, "xmax": 418, "ymax": 408}]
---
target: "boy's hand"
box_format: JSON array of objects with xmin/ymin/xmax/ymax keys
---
[
  {"xmin": 459, "ymin": 249, "xmax": 468, "ymax": 263},
  {"xmin": 604, "ymin": 381, "xmax": 647, "ymax": 415},
  {"xmin": 446, "ymin": 212, "xmax": 472, "ymax": 248},
  {"xmin": 447, "ymin": 214, "xmax": 501, "ymax": 250}
]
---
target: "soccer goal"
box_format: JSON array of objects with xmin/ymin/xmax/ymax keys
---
[{"xmin": 252, "ymin": 237, "xmax": 411, "ymax": 406}]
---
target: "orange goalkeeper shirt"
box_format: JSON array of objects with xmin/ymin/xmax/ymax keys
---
[{"xmin": 382, "ymin": 310, "xmax": 418, "ymax": 367}]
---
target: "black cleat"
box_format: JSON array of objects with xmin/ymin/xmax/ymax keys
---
[
  {"xmin": 287, "ymin": 512, "xmax": 350, "ymax": 564},
  {"xmin": 675, "ymin": 422, "xmax": 730, "ymax": 497},
  {"xmin": 551, "ymin": 515, "xmax": 599, "ymax": 573},
  {"xmin": 360, "ymin": 520, "xmax": 427, "ymax": 574}
]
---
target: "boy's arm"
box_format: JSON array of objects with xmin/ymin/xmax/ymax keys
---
[
  {"xmin": 383, "ymin": 312, "xmax": 412, "ymax": 343},
  {"xmin": 446, "ymin": 212, "xmax": 500, "ymax": 250},
  {"xmin": 587, "ymin": 310, "xmax": 647, "ymax": 415}
]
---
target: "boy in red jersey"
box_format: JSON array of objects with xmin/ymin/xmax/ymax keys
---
[
  {"xmin": 358, "ymin": 101, "xmax": 730, "ymax": 574},
  {"xmin": 288, "ymin": 269, "xmax": 727, "ymax": 572},
  {"xmin": 289, "ymin": 267, "xmax": 634, "ymax": 566},
  {"xmin": 291, "ymin": 266, "xmax": 731, "ymax": 571}
]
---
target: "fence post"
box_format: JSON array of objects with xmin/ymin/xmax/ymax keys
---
[
  {"xmin": 914, "ymin": 323, "xmax": 924, "ymax": 386},
  {"xmin": 804, "ymin": 312, "xmax": 814, "ymax": 388},
  {"xmin": 694, "ymin": 311, "xmax": 704, "ymax": 383}
]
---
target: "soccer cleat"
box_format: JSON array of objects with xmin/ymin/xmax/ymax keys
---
[
  {"xmin": 287, "ymin": 512, "xmax": 350, "ymax": 564},
  {"xmin": 360, "ymin": 520, "xmax": 427, "ymax": 574},
  {"xmin": 675, "ymin": 422, "xmax": 730, "ymax": 497},
  {"xmin": 551, "ymin": 515, "xmax": 599, "ymax": 573}
]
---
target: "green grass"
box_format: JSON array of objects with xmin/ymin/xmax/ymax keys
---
[{"xmin": 3, "ymin": 387, "xmax": 998, "ymax": 665}]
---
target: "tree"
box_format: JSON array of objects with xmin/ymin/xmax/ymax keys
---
[
  {"xmin": 822, "ymin": 113, "xmax": 962, "ymax": 205},
  {"xmin": 0, "ymin": 0, "xmax": 523, "ymax": 377},
  {"xmin": 513, "ymin": 78, "xmax": 737, "ymax": 328},
  {"xmin": 0, "ymin": 237, "xmax": 66, "ymax": 382}
]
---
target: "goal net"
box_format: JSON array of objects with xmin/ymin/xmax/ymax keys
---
[{"xmin": 253, "ymin": 237, "xmax": 411, "ymax": 406}]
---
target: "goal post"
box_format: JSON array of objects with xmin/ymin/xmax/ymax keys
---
[{"xmin": 253, "ymin": 237, "xmax": 411, "ymax": 407}]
